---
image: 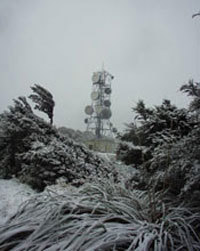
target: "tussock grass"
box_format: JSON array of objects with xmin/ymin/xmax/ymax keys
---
[{"xmin": 0, "ymin": 181, "xmax": 199, "ymax": 250}]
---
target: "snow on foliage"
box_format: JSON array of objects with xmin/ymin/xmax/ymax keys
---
[
  {"xmin": 29, "ymin": 84, "xmax": 55, "ymax": 124},
  {"xmin": 118, "ymin": 98, "xmax": 200, "ymax": 202},
  {"xmin": 0, "ymin": 96, "xmax": 116, "ymax": 191},
  {"xmin": 0, "ymin": 180, "xmax": 199, "ymax": 250},
  {"xmin": 115, "ymin": 94, "xmax": 200, "ymax": 249},
  {"xmin": 116, "ymin": 141, "xmax": 150, "ymax": 166}
]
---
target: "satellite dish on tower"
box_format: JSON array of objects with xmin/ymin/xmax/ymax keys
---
[
  {"xmin": 104, "ymin": 100, "xmax": 111, "ymax": 107},
  {"xmin": 92, "ymin": 72, "xmax": 101, "ymax": 83},
  {"xmin": 85, "ymin": 105, "xmax": 94, "ymax": 115},
  {"xmin": 95, "ymin": 105, "xmax": 103, "ymax": 115},
  {"xmin": 91, "ymin": 91, "xmax": 99, "ymax": 100},
  {"xmin": 100, "ymin": 108, "xmax": 112, "ymax": 119},
  {"xmin": 105, "ymin": 88, "xmax": 111, "ymax": 94}
]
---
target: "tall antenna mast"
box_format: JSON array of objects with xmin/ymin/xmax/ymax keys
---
[{"xmin": 84, "ymin": 68, "xmax": 116, "ymax": 138}]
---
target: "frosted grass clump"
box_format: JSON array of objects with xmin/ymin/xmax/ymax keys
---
[{"xmin": 0, "ymin": 181, "xmax": 199, "ymax": 250}]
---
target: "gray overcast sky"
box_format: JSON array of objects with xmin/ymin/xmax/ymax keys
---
[{"xmin": 0, "ymin": 0, "xmax": 200, "ymax": 131}]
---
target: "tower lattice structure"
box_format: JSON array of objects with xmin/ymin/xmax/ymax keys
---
[{"xmin": 84, "ymin": 69, "xmax": 116, "ymax": 138}]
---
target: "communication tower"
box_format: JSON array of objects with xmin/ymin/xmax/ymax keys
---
[{"xmin": 84, "ymin": 69, "xmax": 117, "ymax": 138}]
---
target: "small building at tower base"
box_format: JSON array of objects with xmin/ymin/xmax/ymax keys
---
[{"xmin": 84, "ymin": 137, "xmax": 116, "ymax": 153}]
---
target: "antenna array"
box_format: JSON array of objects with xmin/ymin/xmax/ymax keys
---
[{"xmin": 84, "ymin": 69, "xmax": 117, "ymax": 138}]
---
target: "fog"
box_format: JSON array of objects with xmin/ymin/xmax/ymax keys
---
[{"xmin": 0, "ymin": 0, "xmax": 200, "ymax": 131}]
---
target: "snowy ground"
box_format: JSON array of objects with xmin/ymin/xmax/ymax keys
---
[
  {"xmin": 0, "ymin": 178, "xmax": 78, "ymax": 225},
  {"xmin": 96, "ymin": 152, "xmax": 117, "ymax": 162},
  {"xmin": 96, "ymin": 152, "xmax": 136, "ymax": 174},
  {"xmin": 0, "ymin": 155, "xmax": 136, "ymax": 226},
  {"xmin": 0, "ymin": 178, "xmax": 36, "ymax": 224}
]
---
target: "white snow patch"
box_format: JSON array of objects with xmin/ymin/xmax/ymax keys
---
[
  {"xmin": 0, "ymin": 178, "xmax": 79, "ymax": 225},
  {"xmin": 96, "ymin": 152, "xmax": 116, "ymax": 162},
  {"xmin": 0, "ymin": 178, "xmax": 35, "ymax": 224}
]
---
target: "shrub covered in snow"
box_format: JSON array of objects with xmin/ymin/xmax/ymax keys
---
[
  {"xmin": 118, "ymin": 97, "xmax": 200, "ymax": 206},
  {"xmin": 116, "ymin": 141, "xmax": 151, "ymax": 166},
  {"xmin": 0, "ymin": 96, "xmax": 115, "ymax": 191}
]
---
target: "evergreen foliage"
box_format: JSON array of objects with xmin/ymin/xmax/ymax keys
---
[
  {"xmin": 118, "ymin": 94, "xmax": 200, "ymax": 205},
  {"xmin": 180, "ymin": 79, "xmax": 200, "ymax": 113},
  {"xmin": 114, "ymin": 83, "xmax": 200, "ymax": 247},
  {"xmin": 117, "ymin": 99, "xmax": 192, "ymax": 167},
  {"xmin": 0, "ymin": 96, "xmax": 115, "ymax": 191},
  {"xmin": 29, "ymin": 84, "xmax": 55, "ymax": 124}
]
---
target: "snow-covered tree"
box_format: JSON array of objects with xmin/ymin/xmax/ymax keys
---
[
  {"xmin": 180, "ymin": 79, "xmax": 200, "ymax": 113},
  {"xmin": 29, "ymin": 84, "xmax": 55, "ymax": 124},
  {"xmin": 0, "ymin": 96, "xmax": 115, "ymax": 190},
  {"xmin": 133, "ymin": 99, "xmax": 153, "ymax": 122},
  {"xmin": 0, "ymin": 97, "xmax": 35, "ymax": 178},
  {"xmin": 117, "ymin": 94, "xmax": 200, "ymax": 208},
  {"xmin": 117, "ymin": 99, "xmax": 192, "ymax": 167}
]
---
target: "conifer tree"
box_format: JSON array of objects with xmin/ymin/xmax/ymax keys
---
[
  {"xmin": 29, "ymin": 84, "xmax": 55, "ymax": 124},
  {"xmin": 180, "ymin": 79, "xmax": 200, "ymax": 112}
]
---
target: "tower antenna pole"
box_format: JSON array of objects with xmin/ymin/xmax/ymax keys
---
[{"xmin": 84, "ymin": 67, "xmax": 115, "ymax": 138}]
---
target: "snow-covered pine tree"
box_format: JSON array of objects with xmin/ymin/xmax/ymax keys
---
[
  {"xmin": 132, "ymin": 99, "xmax": 153, "ymax": 122},
  {"xmin": 117, "ymin": 99, "xmax": 192, "ymax": 167},
  {"xmin": 120, "ymin": 91, "xmax": 200, "ymax": 206},
  {"xmin": 180, "ymin": 79, "xmax": 200, "ymax": 115},
  {"xmin": 29, "ymin": 84, "xmax": 55, "ymax": 124},
  {"xmin": 0, "ymin": 97, "xmax": 34, "ymax": 178},
  {"xmin": 0, "ymin": 95, "xmax": 115, "ymax": 190}
]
